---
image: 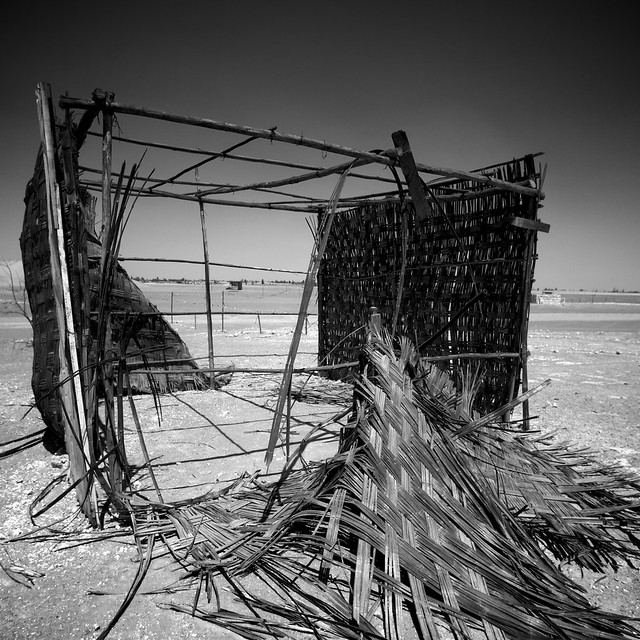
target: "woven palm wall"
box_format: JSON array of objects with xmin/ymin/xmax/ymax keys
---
[{"xmin": 318, "ymin": 154, "xmax": 542, "ymax": 414}]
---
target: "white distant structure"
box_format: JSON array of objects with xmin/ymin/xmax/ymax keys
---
[{"xmin": 531, "ymin": 290, "xmax": 564, "ymax": 305}]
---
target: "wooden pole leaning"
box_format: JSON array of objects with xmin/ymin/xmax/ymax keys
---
[
  {"xmin": 36, "ymin": 82, "xmax": 98, "ymax": 525},
  {"xmin": 266, "ymin": 164, "xmax": 355, "ymax": 467}
]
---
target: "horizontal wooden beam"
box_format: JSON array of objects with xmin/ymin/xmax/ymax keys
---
[
  {"xmin": 84, "ymin": 131, "xmax": 398, "ymax": 186},
  {"xmin": 60, "ymin": 94, "xmax": 544, "ymax": 199},
  {"xmin": 117, "ymin": 255, "xmax": 306, "ymax": 274},
  {"xmin": 80, "ymin": 179, "xmax": 322, "ymax": 213}
]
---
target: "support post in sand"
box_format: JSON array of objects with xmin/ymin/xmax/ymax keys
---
[{"xmin": 195, "ymin": 168, "xmax": 215, "ymax": 387}]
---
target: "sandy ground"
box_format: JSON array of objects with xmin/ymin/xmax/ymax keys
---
[{"xmin": 1, "ymin": 307, "xmax": 639, "ymax": 639}]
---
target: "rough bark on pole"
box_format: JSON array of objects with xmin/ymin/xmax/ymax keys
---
[
  {"xmin": 195, "ymin": 168, "xmax": 215, "ymax": 386},
  {"xmin": 96, "ymin": 89, "xmax": 115, "ymax": 241}
]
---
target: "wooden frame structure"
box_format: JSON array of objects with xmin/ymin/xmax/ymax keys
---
[{"xmin": 22, "ymin": 82, "xmax": 548, "ymax": 522}]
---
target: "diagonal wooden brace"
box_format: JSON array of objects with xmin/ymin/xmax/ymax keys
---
[{"xmin": 391, "ymin": 130, "xmax": 430, "ymax": 220}]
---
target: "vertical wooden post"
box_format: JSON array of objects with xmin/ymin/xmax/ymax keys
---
[
  {"xmin": 221, "ymin": 290, "xmax": 225, "ymax": 333},
  {"xmin": 369, "ymin": 306, "xmax": 382, "ymax": 335},
  {"xmin": 97, "ymin": 89, "xmax": 115, "ymax": 241},
  {"xmin": 516, "ymin": 226, "xmax": 536, "ymax": 428},
  {"xmin": 285, "ymin": 379, "xmax": 292, "ymax": 460},
  {"xmin": 60, "ymin": 107, "xmax": 94, "ymax": 464},
  {"xmin": 36, "ymin": 82, "xmax": 97, "ymax": 524},
  {"xmin": 97, "ymin": 88, "xmax": 128, "ymax": 496},
  {"xmin": 195, "ymin": 168, "xmax": 215, "ymax": 387},
  {"xmin": 257, "ymin": 313, "xmax": 262, "ymax": 334},
  {"xmin": 170, "ymin": 291, "xmax": 174, "ymax": 323},
  {"xmin": 507, "ymin": 161, "xmax": 546, "ymax": 428}
]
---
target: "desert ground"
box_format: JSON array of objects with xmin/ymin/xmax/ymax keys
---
[{"xmin": 1, "ymin": 282, "xmax": 639, "ymax": 639}]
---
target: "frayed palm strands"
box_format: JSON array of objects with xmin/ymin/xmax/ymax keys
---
[
  {"xmin": 405, "ymin": 339, "xmax": 640, "ymax": 572},
  {"xmin": 117, "ymin": 330, "xmax": 640, "ymax": 640}
]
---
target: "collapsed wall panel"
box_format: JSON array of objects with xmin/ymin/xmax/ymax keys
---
[
  {"xmin": 20, "ymin": 125, "xmax": 206, "ymax": 453},
  {"xmin": 318, "ymin": 154, "xmax": 543, "ymax": 414}
]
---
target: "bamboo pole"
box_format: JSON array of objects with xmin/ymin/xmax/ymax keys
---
[
  {"xmin": 59, "ymin": 95, "xmax": 543, "ymax": 199},
  {"xmin": 36, "ymin": 82, "xmax": 97, "ymax": 524},
  {"xmin": 195, "ymin": 168, "xmax": 215, "ymax": 387}
]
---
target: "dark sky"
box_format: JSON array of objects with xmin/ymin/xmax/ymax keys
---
[{"xmin": 1, "ymin": 2, "xmax": 638, "ymax": 290}]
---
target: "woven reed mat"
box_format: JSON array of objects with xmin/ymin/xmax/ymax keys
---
[{"xmin": 123, "ymin": 331, "xmax": 640, "ymax": 640}]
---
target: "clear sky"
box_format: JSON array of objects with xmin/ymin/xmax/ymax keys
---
[{"xmin": 1, "ymin": 1, "xmax": 638, "ymax": 291}]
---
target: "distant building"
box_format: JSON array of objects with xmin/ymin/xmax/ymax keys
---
[
  {"xmin": 226, "ymin": 280, "xmax": 243, "ymax": 291},
  {"xmin": 531, "ymin": 290, "xmax": 564, "ymax": 305}
]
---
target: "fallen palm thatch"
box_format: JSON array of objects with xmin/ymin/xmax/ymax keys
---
[
  {"xmin": 108, "ymin": 330, "xmax": 640, "ymax": 640},
  {"xmin": 290, "ymin": 374, "xmax": 353, "ymax": 406}
]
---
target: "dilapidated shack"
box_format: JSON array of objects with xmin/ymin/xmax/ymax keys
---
[{"xmin": 18, "ymin": 82, "xmax": 640, "ymax": 640}]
